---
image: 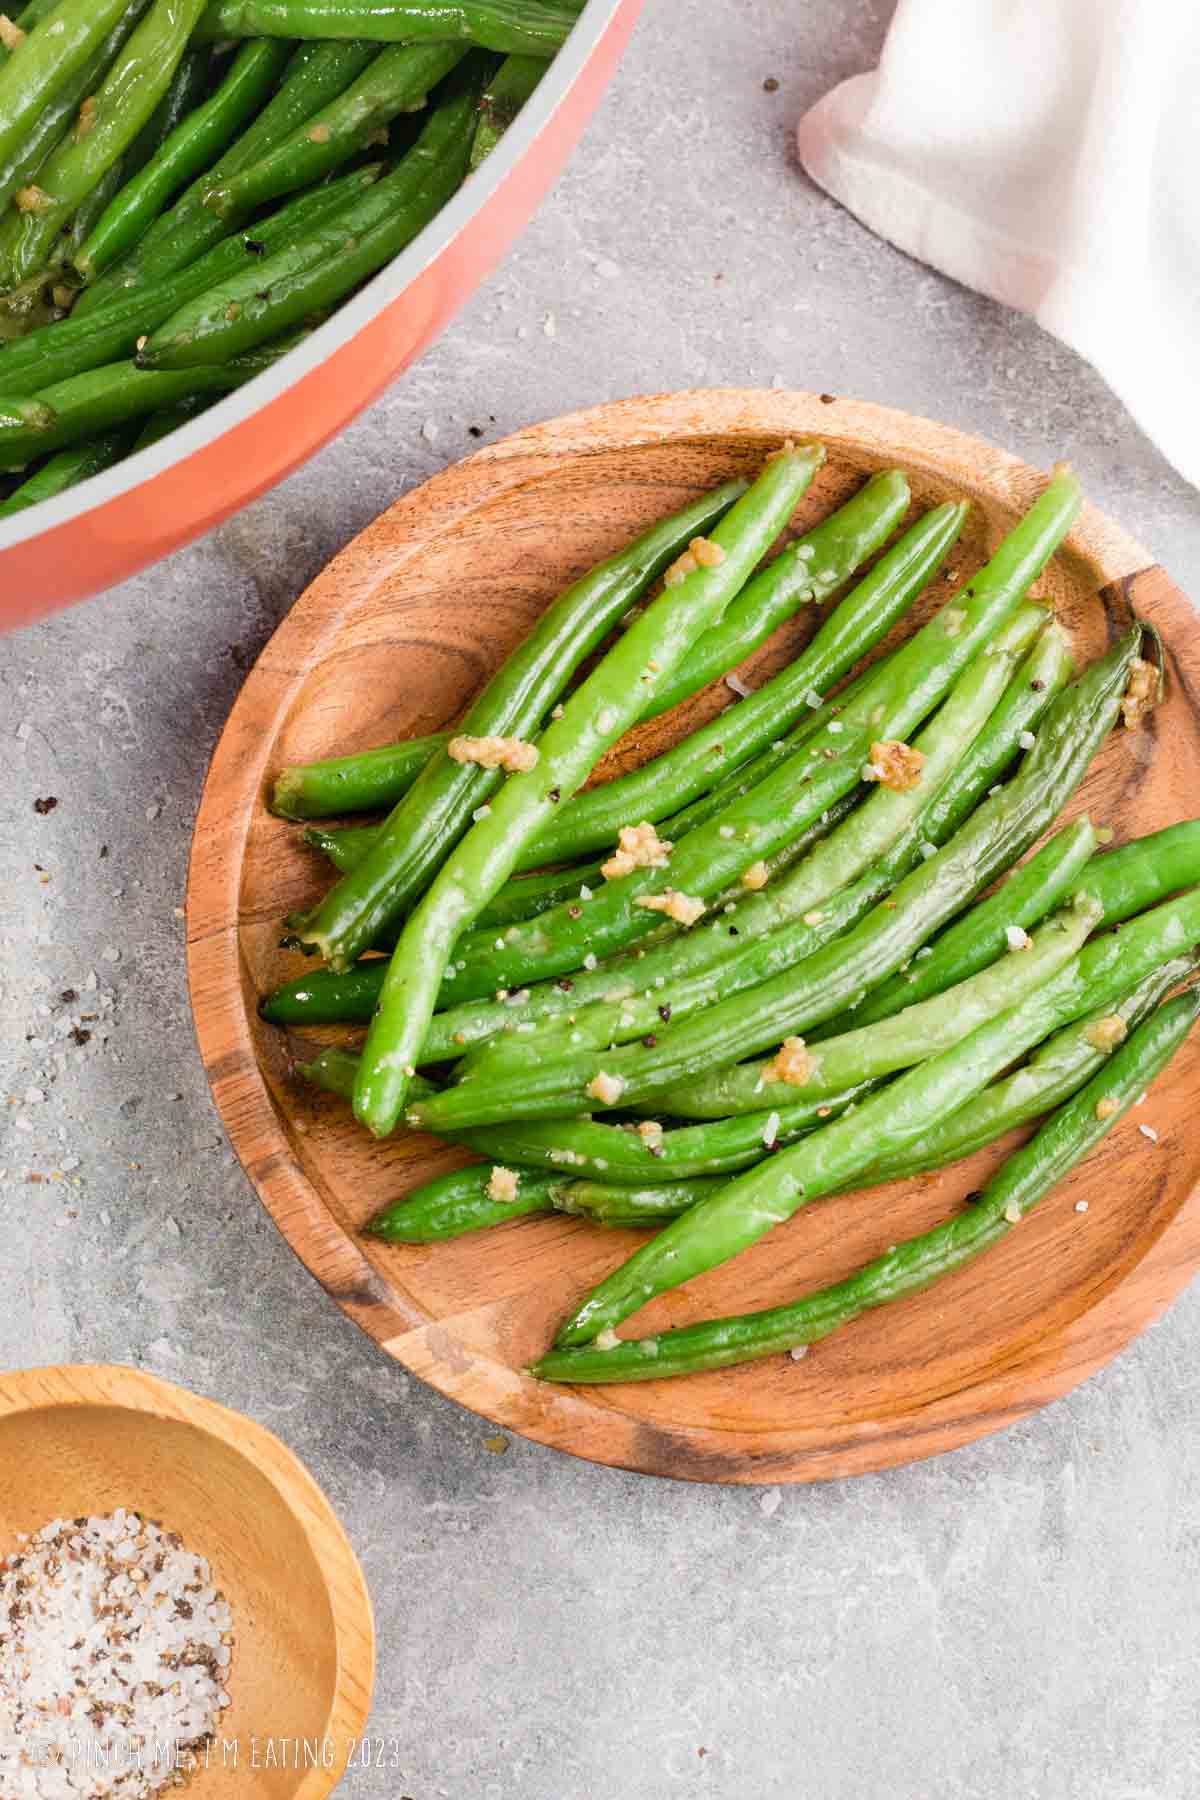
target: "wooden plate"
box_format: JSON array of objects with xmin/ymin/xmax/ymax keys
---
[{"xmin": 188, "ymin": 390, "xmax": 1200, "ymax": 1484}]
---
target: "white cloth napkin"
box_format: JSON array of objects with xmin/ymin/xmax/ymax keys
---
[{"xmin": 796, "ymin": 0, "xmax": 1200, "ymax": 488}]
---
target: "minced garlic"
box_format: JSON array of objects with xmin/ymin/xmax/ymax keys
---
[
  {"xmin": 1084, "ymin": 1015, "xmax": 1128, "ymax": 1052},
  {"xmin": 448, "ymin": 733, "xmax": 539, "ymax": 773},
  {"xmin": 634, "ymin": 889, "xmax": 706, "ymax": 926},
  {"xmin": 637, "ymin": 1119, "xmax": 665, "ymax": 1149},
  {"xmin": 761, "ymin": 1037, "xmax": 816, "ymax": 1088},
  {"xmin": 741, "ymin": 860, "xmax": 770, "ymax": 891},
  {"xmin": 586, "ymin": 1071, "xmax": 625, "ymax": 1105},
  {"xmin": 601, "ymin": 821, "xmax": 672, "ymax": 881},
  {"xmin": 866, "ymin": 739, "xmax": 925, "ymax": 791},
  {"xmin": 0, "ymin": 14, "xmax": 25, "ymax": 49},
  {"xmin": 1121, "ymin": 656, "xmax": 1158, "ymax": 730},
  {"xmin": 486, "ymin": 1166, "xmax": 520, "ymax": 1204},
  {"xmin": 1094, "ymin": 1096, "xmax": 1119, "ymax": 1120}
]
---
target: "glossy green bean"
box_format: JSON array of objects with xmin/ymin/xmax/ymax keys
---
[
  {"xmin": 141, "ymin": 63, "xmax": 476, "ymax": 369},
  {"xmin": 0, "ymin": 0, "xmax": 212, "ymax": 287},
  {"xmin": 642, "ymin": 469, "xmax": 913, "ymax": 721},
  {"xmin": 366, "ymin": 1163, "xmax": 558, "ymax": 1242},
  {"xmin": 197, "ymin": 41, "xmax": 464, "ymax": 231},
  {"xmin": 0, "ymin": 426, "xmax": 128, "ymax": 516},
  {"xmin": 469, "ymin": 52, "xmax": 546, "ymax": 167},
  {"xmin": 463, "ymin": 607, "xmax": 1044, "ymax": 1079},
  {"xmin": 534, "ymin": 987, "xmax": 1200, "ymax": 1380},
  {"xmin": 0, "ymin": 335, "xmax": 302, "ymax": 470},
  {"xmin": 353, "ymin": 447, "xmax": 825, "ymax": 1136},
  {"xmin": 273, "ymin": 731, "xmax": 450, "ymax": 818},
  {"xmin": 74, "ymin": 41, "xmax": 378, "ymax": 309},
  {"xmin": 298, "ymin": 463, "xmax": 796, "ymax": 975},
  {"xmin": 259, "ymin": 799, "xmax": 851, "ymax": 1033},
  {"xmin": 76, "ymin": 39, "xmax": 293, "ymax": 279},
  {"xmin": 513, "ymin": 483, "xmax": 946, "ymax": 870},
  {"xmin": 0, "ymin": 2, "xmax": 153, "ymax": 223},
  {"xmin": 0, "ymin": 166, "xmax": 383, "ymax": 396},
  {"xmin": 268, "ymin": 491, "xmax": 947, "ymax": 830},
  {"xmin": 195, "ymin": 0, "xmax": 583, "ymax": 55},
  {"xmin": 553, "ymin": 886, "xmax": 1200, "ymax": 1347},
  {"xmin": 0, "ymin": 0, "xmax": 133, "ymax": 186},
  {"xmin": 431, "ymin": 472, "xmax": 1080, "ymax": 1002},
  {"xmin": 822, "ymin": 820, "xmax": 1200, "ymax": 1037},
  {"xmin": 411, "ymin": 626, "xmax": 1138, "ymax": 1132}
]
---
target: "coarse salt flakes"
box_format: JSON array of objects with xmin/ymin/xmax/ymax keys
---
[
  {"xmin": 0, "ymin": 1511, "xmax": 234, "ymax": 1799},
  {"xmin": 1018, "ymin": 730, "xmax": 1037, "ymax": 750},
  {"xmin": 596, "ymin": 1328, "xmax": 622, "ymax": 1350},
  {"xmin": 583, "ymin": 952, "xmax": 598, "ymax": 971},
  {"xmin": 725, "ymin": 673, "xmax": 753, "ymax": 698},
  {"xmin": 762, "ymin": 1111, "xmax": 781, "ymax": 1148},
  {"xmin": 788, "ymin": 1345, "xmax": 809, "ymax": 1361},
  {"xmin": 804, "ymin": 689, "xmax": 822, "ymax": 709},
  {"xmin": 1003, "ymin": 1201, "xmax": 1021, "ymax": 1224},
  {"xmin": 1075, "ymin": 1200, "xmax": 1089, "ymax": 1213},
  {"xmin": 1139, "ymin": 1123, "xmax": 1159, "ymax": 1143},
  {"xmin": 827, "ymin": 720, "xmax": 843, "ymax": 733},
  {"xmin": 1005, "ymin": 925, "xmax": 1031, "ymax": 952}
]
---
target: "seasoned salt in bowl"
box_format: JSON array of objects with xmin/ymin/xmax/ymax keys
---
[{"xmin": 0, "ymin": 1364, "xmax": 374, "ymax": 1799}]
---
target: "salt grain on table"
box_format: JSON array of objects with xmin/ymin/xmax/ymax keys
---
[{"xmin": 0, "ymin": 1509, "xmax": 234, "ymax": 1798}]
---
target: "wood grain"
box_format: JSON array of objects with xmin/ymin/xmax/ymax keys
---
[
  {"xmin": 187, "ymin": 389, "xmax": 1200, "ymax": 1484},
  {"xmin": 0, "ymin": 1364, "xmax": 374, "ymax": 1796}
]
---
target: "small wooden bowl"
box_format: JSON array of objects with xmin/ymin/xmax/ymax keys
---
[
  {"xmin": 188, "ymin": 389, "xmax": 1200, "ymax": 1484},
  {"xmin": 0, "ymin": 1365, "xmax": 374, "ymax": 1798}
]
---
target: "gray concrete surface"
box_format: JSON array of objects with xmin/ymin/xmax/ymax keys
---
[{"xmin": 4, "ymin": 2, "xmax": 1200, "ymax": 1795}]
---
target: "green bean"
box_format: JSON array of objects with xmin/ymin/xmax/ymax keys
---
[
  {"xmin": 259, "ymin": 799, "xmax": 851, "ymax": 1032},
  {"xmin": 820, "ymin": 820, "xmax": 1200, "ymax": 1038},
  {"xmin": 0, "ymin": 0, "xmax": 134, "ymax": 190},
  {"xmin": 268, "ymin": 492, "xmax": 947, "ymax": 827},
  {"xmin": 296, "ymin": 467, "xmax": 782, "ymax": 973},
  {"xmin": 556, "ymin": 955, "xmax": 1194, "ymax": 1212},
  {"xmin": 434, "ymin": 601, "xmax": 1052, "ymax": 1012},
  {"xmin": 121, "ymin": 44, "xmax": 212, "ymax": 180},
  {"xmin": 195, "ymin": 0, "xmax": 584, "ymax": 56},
  {"xmin": 411, "ymin": 626, "xmax": 1139, "ymax": 1131},
  {"xmin": 195, "ymin": 42, "xmax": 465, "ymax": 235},
  {"xmin": 76, "ymin": 39, "xmax": 293, "ymax": 280},
  {"xmin": 432, "ymin": 472, "xmax": 1080, "ymax": 999},
  {"xmin": 74, "ymin": 41, "xmax": 379, "ymax": 310},
  {"xmin": 0, "ymin": 426, "xmax": 128, "ymax": 516},
  {"xmin": 365, "ymin": 1162, "xmax": 558, "ymax": 1242},
  {"xmin": 513, "ymin": 481, "xmax": 941, "ymax": 870},
  {"xmin": 0, "ymin": 335, "xmax": 303, "ymax": 470},
  {"xmin": 130, "ymin": 394, "xmax": 210, "ymax": 449},
  {"xmin": 462, "ymin": 607, "xmax": 1044, "ymax": 1079},
  {"xmin": 273, "ymin": 732, "xmax": 450, "ymax": 819},
  {"xmin": 383, "ymin": 630, "xmax": 1060, "ymax": 1060},
  {"xmin": 642, "ymin": 469, "xmax": 913, "ymax": 722},
  {"xmin": 0, "ymin": 0, "xmax": 213, "ymax": 288},
  {"xmin": 0, "ymin": 165, "xmax": 384, "ymax": 396},
  {"xmin": 352, "ymin": 447, "xmax": 825, "ymax": 1136},
  {"xmin": 140, "ymin": 61, "xmax": 477, "ymax": 370},
  {"xmin": 0, "ymin": 2, "xmax": 153, "ymax": 223},
  {"xmin": 362, "ymin": 649, "xmax": 1058, "ymax": 1066},
  {"xmin": 534, "ymin": 986, "xmax": 1200, "ymax": 1380},
  {"xmin": 552, "ymin": 885, "xmax": 1200, "ymax": 1346},
  {"xmin": 469, "ymin": 52, "xmax": 547, "ymax": 168}
]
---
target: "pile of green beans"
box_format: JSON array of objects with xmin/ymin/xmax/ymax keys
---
[
  {"xmin": 0, "ymin": 1, "xmax": 577, "ymax": 512},
  {"xmin": 256, "ymin": 449, "xmax": 1195, "ymax": 1386}
]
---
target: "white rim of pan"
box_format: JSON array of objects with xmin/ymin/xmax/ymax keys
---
[{"xmin": 0, "ymin": 0, "xmax": 628, "ymax": 553}]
